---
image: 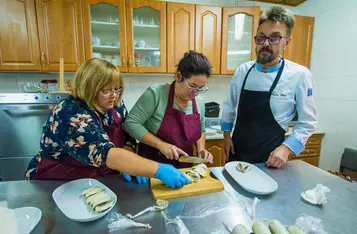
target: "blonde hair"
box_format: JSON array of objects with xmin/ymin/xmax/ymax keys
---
[{"xmin": 71, "ymin": 58, "xmax": 123, "ymax": 112}]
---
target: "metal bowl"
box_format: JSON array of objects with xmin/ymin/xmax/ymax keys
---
[{"xmin": 19, "ymin": 83, "xmax": 41, "ymax": 93}]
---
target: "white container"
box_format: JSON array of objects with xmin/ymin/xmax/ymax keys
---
[{"xmin": 52, "ymin": 178, "xmax": 117, "ymax": 222}]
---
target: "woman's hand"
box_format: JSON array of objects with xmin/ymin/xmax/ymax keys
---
[
  {"xmin": 158, "ymin": 142, "xmax": 188, "ymax": 160},
  {"xmin": 198, "ymin": 149, "xmax": 213, "ymax": 164},
  {"xmin": 122, "ymin": 173, "xmax": 149, "ymax": 184}
]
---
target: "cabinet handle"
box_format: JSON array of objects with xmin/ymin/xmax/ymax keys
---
[
  {"xmin": 122, "ymin": 55, "xmax": 126, "ymax": 68},
  {"xmin": 40, "ymin": 53, "xmax": 47, "ymax": 66},
  {"xmin": 128, "ymin": 55, "xmax": 133, "ymax": 68}
]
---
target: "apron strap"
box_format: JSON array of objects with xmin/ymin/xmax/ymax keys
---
[
  {"xmin": 269, "ymin": 58, "xmax": 285, "ymax": 94},
  {"xmin": 166, "ymin": 81, "xmax": 176, "ymax": 112}
]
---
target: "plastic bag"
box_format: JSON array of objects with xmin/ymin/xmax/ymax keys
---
[
  {"xmin": 107, "ymin": 213, "xmax": 151, "ymax": 232},
  {"xmin": 295, "ymin": 213, "xmax": 328, "ymax": 234}
]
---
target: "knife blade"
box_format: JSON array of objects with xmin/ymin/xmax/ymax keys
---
[{"xmin": 178, "ymin": 156, "xmax": 208, "ymax": 164}]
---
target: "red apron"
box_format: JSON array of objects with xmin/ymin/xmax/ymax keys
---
[
  {"xmin": 34, "ymin": 109, "xmax": 124, "ymax": 180},
  {"xmin": 137, "ymin": 81, "xmax": 202, "ymax": 168}
]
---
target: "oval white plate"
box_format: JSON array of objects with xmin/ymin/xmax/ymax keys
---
[
  {"xmin": 225, "ymin": 161, "xmax": 278, "ymax": 195},
  {"xmin": 52, "ymin": 178, "xmax": 117, "ymax": 222},
  {"xmin": 13, "ymin": 207, "xmax": 42, "ymax": 234}
]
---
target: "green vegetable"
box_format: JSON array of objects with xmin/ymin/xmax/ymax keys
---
[
  {"xmin": 232, "ymin": 224, "xmax": 250, "ymax": 234},
  {"xmin": 269, "ymin": 220, "xmax": 289, "ymax": 234},
  {"xmin": 287, "ymin": 226, "xmax": 306, "ymax": 234},
  {"xmin": 252, "ymin": 222, "xmax": 272, "ymax": 234}
]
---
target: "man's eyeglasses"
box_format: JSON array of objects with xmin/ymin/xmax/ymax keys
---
[
  {"xmin": 254, "ymin": 35, "xmax": 290, "ymax": 45},
  {"xmin": 100, "ymin": 87, "xmax": 123, "ymax": 98},
  {"xmin": 183, "ymin": 77, "xmax": 208, "ymax": 94}
]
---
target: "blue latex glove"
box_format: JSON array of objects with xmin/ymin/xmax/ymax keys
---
[
  {"xmin": 155, "ymin": 163, "xmax": 189, "ymax": 189},
  {"xmin": 122, "ymin": 173, "xmax": 149, "ymax": 184}
]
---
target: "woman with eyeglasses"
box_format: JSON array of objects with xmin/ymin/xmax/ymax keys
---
[
  {"xmin": 124, "ymin": 51, "xmax": 214, "ymax": 168},
  {"xmin": 24, "ymin": 58, "xmax": 189, "ymax": 189}
]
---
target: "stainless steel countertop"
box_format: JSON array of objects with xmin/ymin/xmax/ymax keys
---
[
  {"xmin": 0, "ymin": 160, "xmax": 356, "ymax": 233},
  {"xmin": 211, "ymin": 161, "xmax": 357, "ymax": 234}
]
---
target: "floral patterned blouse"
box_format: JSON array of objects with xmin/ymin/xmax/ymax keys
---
[{"xmin": 25, "ymin": 95, "xmax": 136, "ymax": 180}]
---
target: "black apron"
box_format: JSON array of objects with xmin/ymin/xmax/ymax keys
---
[{"xmin": 230, "ymin": 59, "xmax": 286, "ymax": 163}]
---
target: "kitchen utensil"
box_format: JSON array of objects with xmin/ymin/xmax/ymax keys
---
[
  {"xmin": 178, "ymin": 156, "xmax": 208, "ymax": 164},
  {"xmin": 19, "ymin": 82, "xmax": 40, "ymax": 93},
  {"xmin": 225, "ymin": 161, "xmax": 278, "ymax": 195},
  {"xmin": 59, "ymin": 58, "xmax": 64, "ymax": 92},
  {"xmin": 150, "ymin": 168, "xmax": 224, "ymax": 200},
  {"xmin": 52, "ymin": 178, "xmax": 117, "ymax": 222},
  {"xmin": 13, "ymin": 207, "xmax": 42, "ymax": 234}
]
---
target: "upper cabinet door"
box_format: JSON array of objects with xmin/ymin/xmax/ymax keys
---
[
  {"xmin": 221, "ymin": 7, "xmax": 260, "ymax": 75},
  {"xmin": 167, "ymin": 3, "xmax": 195, "ymax": 73},
  {"xmin": 83, "ymin": 0, "xmax": 127, "ymax": 72},
  {"xmin": 126, "ymin": 0, "xmax": 167, "ymax": 73},
  {"xmin": 195, "ymin": 6, "xmax": 222, "ymax": 75},
  {"xmin": 0, "ymin": 0, "xmax": 41, "ymax": 71},
  {"xmin": 35, "ymin": 0, "xmax": 85, "ymax": 71},
  {"xmin": 284, "ymin": 15, "xmax": 314, "ymax": 68}
]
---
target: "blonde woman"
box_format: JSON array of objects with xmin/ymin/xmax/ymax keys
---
[{"xmin": 25, "ymin": 59, "xmax": 189, "ymax": 188}]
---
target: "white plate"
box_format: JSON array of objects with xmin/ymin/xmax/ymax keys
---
[
  {"xmin": 206, "ymin": 128, "xmax": 217, "ymax": 135},
  {"xmin": 13, "ymin": 207, "xmax": 42, "ymax": 234},
  {"xmin": 225, "ymin": 161, "xmax": 278, "ymax": 195},
  {"xmin": 52, "ymin": 178, "xmax": 117, "ymax": 222}
]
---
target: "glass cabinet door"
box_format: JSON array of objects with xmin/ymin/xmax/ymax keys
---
[
  {"xmin": 221, "ymin": 7, "xmax": 260, "ymax": 75},
  {"xmin": 83, "ymin": 0, "xmax": 127, "ymax": 71},
  {"xmin": 126, "ymin": 1, "xmax": 166, "ymax": 73}
]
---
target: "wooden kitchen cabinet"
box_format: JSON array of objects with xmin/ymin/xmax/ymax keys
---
[
  {"xmin": 284, "ymin": 15, "xmax": 314, "ymax": 68},
  {"xmin": 221, "ymin": 7, "xmax": 260, "ymax": 75},
  {"xmin": 289, "ymin": 133, "xmax": 324, "ymax": 167},
  {"xmin": 167, "ymin": 3, "xmax": 195, "ymax": 73},
  {"xmin": 206, "ymin": 139, "xmax": 226, "ymax": 167},
  {"xmin": 35, "ymin": 0, "xmax": 85, "ymax": 71},
  {"xmin": 0, "ymin": 0, "xmax": 41, "ymax": 71},
  {"xmin": 82, "ymin": 0, "xmax": 128, "ymax": 72},
  {"xmin": 195, "ymin": 6, "xmax": 222, "ymax": 75},
  {"xmin": 126, "ymin": 0, "xmax": 167, "ymax": 73}
]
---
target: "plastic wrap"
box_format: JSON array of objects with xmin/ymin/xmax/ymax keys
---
[
  {"xmin": 107, "ymin": 213, "xmax": 151, "ymax": 232},
  {"xmin": 161, "ymin": 193, "xmax": 253, "ymax": 234},
  {"xmin": 295, "ymin": 213, "xmax": 328, "ymax": 234}
]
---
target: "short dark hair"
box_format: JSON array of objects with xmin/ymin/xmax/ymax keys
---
[
  {"xmin": 259, "ymin": 6, "xmax": 295, "ymax": 36},
  {"xmin": 177, "ymin": 50, "xmax": 212, "ymax": 80}
]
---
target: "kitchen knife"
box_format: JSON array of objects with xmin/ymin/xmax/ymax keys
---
[{"xmin": 178, "ymin": 156, "xmax": 208, "ymax": 164}]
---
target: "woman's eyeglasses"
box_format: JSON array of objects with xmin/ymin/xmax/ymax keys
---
[
  {"xmin": 183, "ymin": 78, "xmax": 208, "ymax": 94},
  {"xmin": 100, "ymin": 87, "xmax": 123, "ymax": 98},
  {"xmin": 254, "ymin": 35, "xmax": 290, "ymax": 45}
]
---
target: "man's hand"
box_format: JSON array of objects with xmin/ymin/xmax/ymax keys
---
[
  {"xmin": 223, "ymin": 132, "xmax": 234, "ymax": 161},
  {"xmin": 266, "ymin": 145, "xmax": 291, "ymax": 168}
]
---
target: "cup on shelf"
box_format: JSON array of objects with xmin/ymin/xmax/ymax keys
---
[
  {"xmin": 107, "ymin": 15, "xmax": 113, "ymax": 23},
  {"xmin": 138, "ymin": 40, "xmax": 146, "ymax": 48},
  {"xmin": 93, "ymin": 52, "xmax": 102, "ymax": 59},
  {"xmin": 92, "ymin": 37, "xmax": 101, "ymax": 46}
]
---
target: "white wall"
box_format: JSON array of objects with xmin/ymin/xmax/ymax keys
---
[{"xmin": 1, "ymin": 0, "xmax": 356, "ymax": 171}]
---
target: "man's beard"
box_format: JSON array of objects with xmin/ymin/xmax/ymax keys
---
[{"xmin": 256, "ymin": 47, "xmax": 278, "ymax": 65}]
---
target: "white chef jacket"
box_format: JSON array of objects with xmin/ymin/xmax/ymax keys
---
[{"xmin": 221, "ymin": 59, "xmax": 317, "ymax": 155}]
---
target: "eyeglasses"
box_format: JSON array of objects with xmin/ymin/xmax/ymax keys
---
[
  {"xmin": 100, "ymin": 87, "xmax": 123, "ymax": 98},
  {"xmin": 254, "ymin": 35, "xmax": 289, "ymax": 45},
  {"xmin": 183, "ymin": 77, "xmax": 208, "ymax": 94}
]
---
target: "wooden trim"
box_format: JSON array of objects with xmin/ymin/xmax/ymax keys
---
[
  {"xmin": 127, "ymin": 0, "xmax": 167, "ymax": 73},
  {"xmin": 221, "ymin": 6, "xmax": 260, "ymax": 75},
  {"xmin": 167, "ymin": 2, "xmax": 195, "ymax": 73},
  {"xmin": 82, "ymin": 0, "xmax": 128, "ymax": 72},
  {"xmin": 246, "ymin": 0, "xmax": 307, "ymax": 7}
]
